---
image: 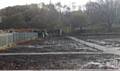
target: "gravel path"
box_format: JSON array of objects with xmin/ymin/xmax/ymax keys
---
[
  {"xmin": 68, "ymin": 36, "xmax": 120, "ymax": 55},
  {"xmin": 0, "ymin": 52, "xmax": 104, "ymax": 56}
]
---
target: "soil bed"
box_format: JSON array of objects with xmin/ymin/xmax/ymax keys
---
[
  {"xmin": 4, "ymin": 37, "xmax": 100, "ymax": 53},
  {"xmin": 0, "ymin": 54, "xmax": 118, "ymax": 70},
  {"xmin": 0, "ymin": 36, "xmax": 119, "ymax": 69}
]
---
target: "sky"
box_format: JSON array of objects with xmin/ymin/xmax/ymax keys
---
[{"xmin": 0, "ymin": 0, "xmax": 96, "ymax": 9}]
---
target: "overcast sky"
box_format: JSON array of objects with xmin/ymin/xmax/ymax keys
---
[{"xmin": 0, "ymin": 0, "xmax": 96, "ymax": 9}]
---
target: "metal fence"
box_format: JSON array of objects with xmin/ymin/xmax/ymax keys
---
[
  {"xmin": 0, "ymin": 33, "xmax": 13, "ymax": 48},
  {"xmin": 13, "ymin": 32, "xmax": 38, "ymax": 42},
  {"xmin": 0, "ymin": 32, "xmax": 38, "ymax": 48}
]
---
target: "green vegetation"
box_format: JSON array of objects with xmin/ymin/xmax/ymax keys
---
[{"xmin": 1, "ymin": 0, "xmax": 120, "ymax": 33}]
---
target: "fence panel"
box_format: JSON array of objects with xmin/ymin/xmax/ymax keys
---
[{"xmin": 0, "ymin": 32, "xmax": 38, "ymax": 49}]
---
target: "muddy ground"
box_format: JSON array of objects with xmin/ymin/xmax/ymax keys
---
[
  {"xmin": 0, "ymin": 54, "xmax": 118, "ymax": 70},
  {"xmin": 5, "ymin": 37, "xmax": 100, "ymax": 53},
  {"xmin": 0, "ymin": 36, "xmax": 119, "ymax": 70}
]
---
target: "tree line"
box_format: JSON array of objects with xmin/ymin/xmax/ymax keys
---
[{"xmin": 1, "ymin": 0, "xmax": 120, "ymax": 33}]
